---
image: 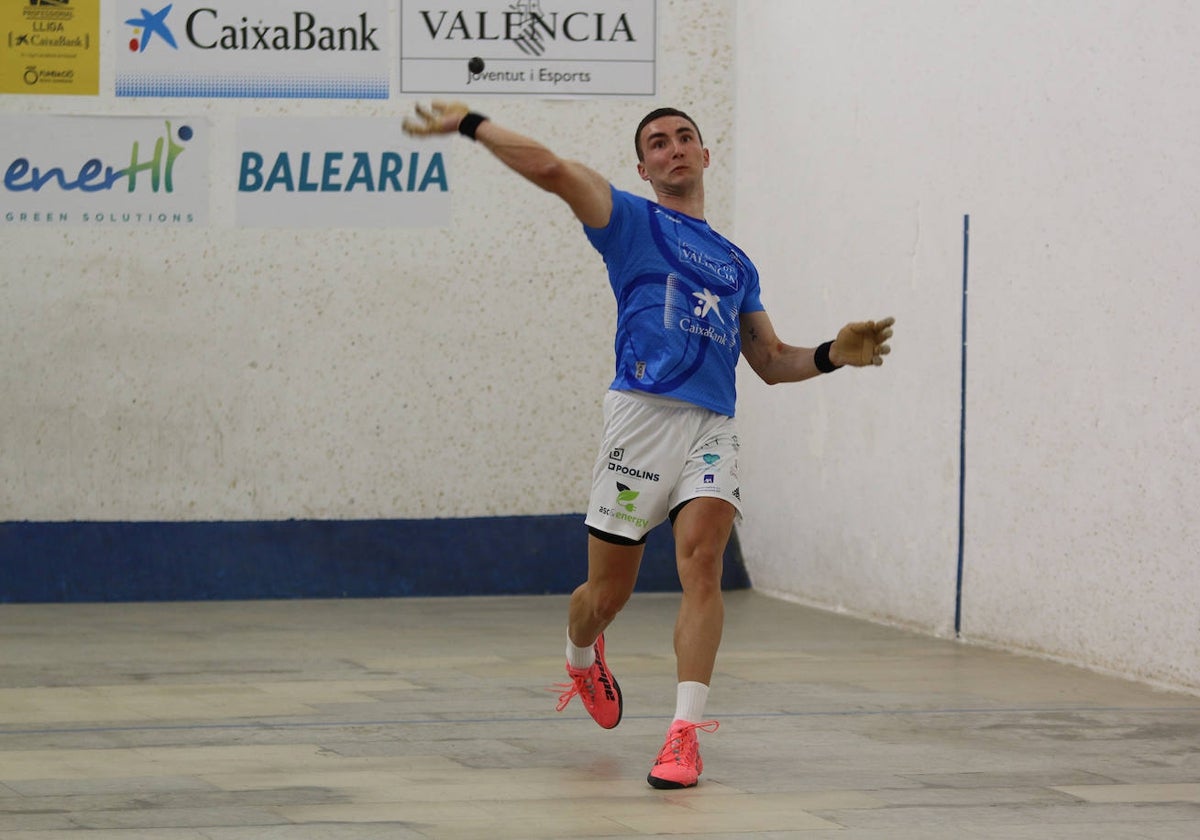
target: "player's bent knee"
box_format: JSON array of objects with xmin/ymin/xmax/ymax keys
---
[
  {"xmin": 678, "ymin": 568, "xmax": 722, "ymax": 598},
  {"xmin": 677, "ymin": 548, "xmax": 724, "ymax": 590}
]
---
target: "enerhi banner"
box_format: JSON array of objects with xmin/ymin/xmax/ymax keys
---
[{"xmin": 1, "ymin": 116, "xmax": 208, "ymax": 227}]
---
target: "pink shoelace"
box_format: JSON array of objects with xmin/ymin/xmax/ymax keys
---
[
  {"xmin": 554, "ymin": 668, "xmax": 595, "ymax": 712},
  {"xmin": 654, "ymin": 719, "xmax": 720, "ymax": 765}
]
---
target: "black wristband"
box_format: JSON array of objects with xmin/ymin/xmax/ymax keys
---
[
  {"xmin": 457, "ymin": 112, "xmax": 488, "ymax": 140},
  {"xmin": 814, "ymin": 340, "xmax": 842, "ymax": 373}
]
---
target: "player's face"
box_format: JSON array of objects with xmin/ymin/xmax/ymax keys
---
[{"xmin": 636, "ymin": 116, "xmax": 709, "ymax": 192}]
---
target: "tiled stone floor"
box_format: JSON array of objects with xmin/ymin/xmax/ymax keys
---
[{"xmin": 1, "ymin": 591, "xmax": 1198, "ymax": 838}]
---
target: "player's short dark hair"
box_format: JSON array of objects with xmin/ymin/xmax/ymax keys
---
[{"xmin": 635, "ymin": 108, "xmax": 703, "ymax": 161}]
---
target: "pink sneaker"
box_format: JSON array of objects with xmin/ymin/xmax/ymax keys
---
[
  {"xmin": 647, "ymin": 719, "xmax": 719, "ymax": 789},
  {"xmin": 554, "ymin": 634, "xmax": 622, "ymax": 729}
]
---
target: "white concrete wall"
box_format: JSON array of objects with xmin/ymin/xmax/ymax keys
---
[
  {"xmin": 733, "ymin": 0, "xmax": 1200, "ymax": 692},
  {"xmin": 6, "ymin": 0, "xmax": 1198, "ymax": 694},
  {"xmin": 1, "ymin": 0, "xmax": 738, "ymax": 521}
]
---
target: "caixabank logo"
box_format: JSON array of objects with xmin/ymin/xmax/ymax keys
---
[{"xmin": 114, "ymin": 0, "xmax": 389, "ymax": 99}]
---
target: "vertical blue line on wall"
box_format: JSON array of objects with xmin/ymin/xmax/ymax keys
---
[{"xmin": 955, "ymin": 214, "xmax": 970, "ymax": 637}]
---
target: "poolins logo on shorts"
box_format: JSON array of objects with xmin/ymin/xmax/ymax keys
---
[
  {"xmin": 605, "ymin": 445, "xmax": 660, "ymax": 482},
  {"xmin": 607, "ymin": 461, "xmax": 660, "ymax": 482}
]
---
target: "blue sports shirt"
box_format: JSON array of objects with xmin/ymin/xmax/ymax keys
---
[{"xmin": 584, "ymin": 186, "xmax": 764, "ymax": 417}]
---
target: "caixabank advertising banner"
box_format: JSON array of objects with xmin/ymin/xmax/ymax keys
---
[{"xmin": 113, "ymin": 0, "xmax": 389, "ymax": 99}]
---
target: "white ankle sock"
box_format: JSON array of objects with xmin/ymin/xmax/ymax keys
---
[
  {"xmin": 565, "ymin": 634, "xmax": 595, "ymax": 670},
  {"xmin": 674, "ymin": 681, "xmax": 710, "ymax": 723}
]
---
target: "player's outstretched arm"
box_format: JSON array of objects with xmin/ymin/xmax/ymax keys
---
[
  {"xmin": 739, "ymin": 311, "xmax": 894, "ymax": 385},
  {"xmin": 403, "ymin": 101, "xmax": 612, "ymax": 228}
]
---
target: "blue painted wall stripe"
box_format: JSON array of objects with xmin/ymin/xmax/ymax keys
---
[
  {"xmin": 955, "ymin": 214, "xmax": 970, "ymax": 636},
  {"xmin": 0, "ymin": 516, "xmax": 750, "ymax": 603}
]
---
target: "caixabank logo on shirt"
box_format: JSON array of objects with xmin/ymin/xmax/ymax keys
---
[
  {"xmin": 115, "ymin": 0, "xmax": 389, "ymax": 98},
  {"xmin": 665, "ymin": 273, "xmax": 741, "ymax": 357}
]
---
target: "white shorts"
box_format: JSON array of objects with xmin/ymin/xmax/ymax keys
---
[{"xmin": 585, "ymin": 389, "xmax": 743, "ymax": 543}]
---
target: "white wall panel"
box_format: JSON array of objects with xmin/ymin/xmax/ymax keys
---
[
  {"xmin": 733, "ymin": 0, "xmax": 1199, "ymax": 692},
  {"xmin": 1, "ymin": 0, "xmax": 739, "ymax": 521}
]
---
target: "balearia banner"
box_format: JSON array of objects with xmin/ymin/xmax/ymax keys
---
[
  {"xmin": 1, "ymin": 116, "xmax": 208, "ymax": 227},
  {"xmin": 114, "ymin": 0, "xmax": 389, "ymax": 99},
  {"xmin": 400, "ymin": 0, "xmax": 656, "ymax": 96},
  {"xmin": 236, "ymin": 118, "xmax": 452, "ymax": 229}
]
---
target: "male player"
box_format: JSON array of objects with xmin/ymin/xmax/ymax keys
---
[{"xmin": 403, "ymin": 102, "xmax": 894, "ymax": 788}]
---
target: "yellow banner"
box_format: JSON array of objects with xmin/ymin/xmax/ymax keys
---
[{"xmin": 1, "ymin": 0, "xmax": 99, "ymax": 95}]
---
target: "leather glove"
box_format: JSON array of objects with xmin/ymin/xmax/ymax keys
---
[
  {"xmin": 833, "ymin": 316, "xmax": 895, "ymax": 367},
  {"xmin": 402, "ymin": 101, "xmax": 469, "ymax": 137}
]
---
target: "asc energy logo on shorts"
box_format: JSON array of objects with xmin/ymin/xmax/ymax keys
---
[{"xmin": 114, "ymin": 0, "xmax": 389, "ymax": 98}]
